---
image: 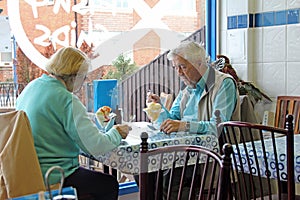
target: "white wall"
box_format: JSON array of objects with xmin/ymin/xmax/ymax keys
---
[{"xmin": 218, "ymin": 0, "xmax": 300, "ymax": 112}]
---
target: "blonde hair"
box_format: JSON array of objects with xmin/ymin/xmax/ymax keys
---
[{"xmin": 45, "ymin": 47, "xmax": 90, "ymax": 76}]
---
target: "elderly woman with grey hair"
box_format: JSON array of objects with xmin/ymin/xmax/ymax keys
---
[
  {"xmin": 147, "ymin": 40, "xmax": 240, "ymax": 135},
  {"xmin": 16, "ymin": 47, "xmax": 130, "ymax": 200},
  {"xmin": 146, "ymin": 41, "xmax": 240, "ymax": 199}
]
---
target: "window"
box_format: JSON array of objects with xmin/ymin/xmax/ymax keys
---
[
  {"xmin": 167, "ymin": 0, "xmax": 196, "ymax": 15},
  {"xmin": 116, "ymin": 0, "xmax": 128, "ymax": 8},
  {"xmin": 0, "ymin": 52, "xmax": 12, "ymax": 62},
  {"xmin": 93, "ymin": 0, "xmax": 129, "ymax": 8}
]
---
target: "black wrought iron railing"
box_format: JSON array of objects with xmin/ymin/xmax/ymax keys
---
[{"xmin": 0, "ymin": 82, "xmax": 25, "ymax": 112}]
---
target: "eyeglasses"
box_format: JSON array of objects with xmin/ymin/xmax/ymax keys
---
[
  {"xmin": 172, "ymin": 64, "xmax": 187, "ymax": 71},
  {"xmin": 172, "ymin": 61, "xmax": 203, "ymax": 71},
  {"xmin": 76, "ymin": 74, "xmax": 87, "ymax": 80}
]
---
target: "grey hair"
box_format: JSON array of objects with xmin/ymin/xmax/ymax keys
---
[{"xmin": 167, "ymin": 41, "xmax": 207, "ymax": 68}]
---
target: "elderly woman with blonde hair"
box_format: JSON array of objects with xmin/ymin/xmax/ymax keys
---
[{"xmin": 16, "ymin": 46, "xmax": 130, "ymax": 200}]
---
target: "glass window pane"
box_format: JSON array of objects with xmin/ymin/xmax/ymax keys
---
[{"xmin": 169, "ymin": 0, "xmax": 196, "ymax": 13}]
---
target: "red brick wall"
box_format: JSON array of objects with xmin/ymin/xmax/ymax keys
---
[
  {"xmin": 18, "ymin": 0, "xmax": 80, "ymax": 52},
  {"xmin": 0, "ymin": 66, "xmax": 12, "ymax": 82},
  {"xmin": 134, "ymin": 30, "xmax": 160, "ymax": 66},
  {"xmin": 81, "ymin": 12, "xmax": 133, "ymax": 31},
  {"xmin": 147, "ymin": 0, "xmax": 160, "ymax": 8},
  {"xmin": 15, "ymin": 47, "xmax": 47, "ymax": 85},
  {"xmin": 198, "ymin": 0, "xmax": 206, "ymax": 28},
  {"xmin": 162, "ymin": 15, "xmax": 198, "ymax": 32},
  {"xmin": 0, "ymin": 0, "xmax": 7, "ymax": 15}
]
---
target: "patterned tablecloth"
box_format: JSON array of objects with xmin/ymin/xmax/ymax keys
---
[
  {"xmin": 96, "ymin": 122, "xmax": 219, "ymax": 174},
  {"xmin": 234, "ymin": 134, "xmax": 300, "ymax": 183}
]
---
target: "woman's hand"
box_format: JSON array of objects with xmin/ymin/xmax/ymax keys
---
[
  {"xmin": 114, "ymin": 124, "xmax": 131, "ymax": 139},
  {"xmin": 146, "ymin": 93, "xmax": 161, "ymax": 104},
  {"xmin": 160, "ymin": 119, "xmax": 186, "ymax": 134}
]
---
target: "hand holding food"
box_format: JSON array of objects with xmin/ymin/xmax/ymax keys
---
[
  {"xmin": 95, "ymin": 106, "xmax": 116, "ymax": 129},
  {"xmin": 146, "ymin": 91, "xmax": 160, "ymax": 105},
  {"xmin": 114, "ymin": 124, "xmax": 131, "ymax": 139}
]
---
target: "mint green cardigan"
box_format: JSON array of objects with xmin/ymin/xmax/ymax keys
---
[{"xmin": 16, "ymin": 74, "xmax": 122, "ymax": 184}]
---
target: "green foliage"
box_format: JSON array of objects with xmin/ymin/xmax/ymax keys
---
[{"xmin": 103, "ymin": 54, "xmax": 138, "ymax": 81}]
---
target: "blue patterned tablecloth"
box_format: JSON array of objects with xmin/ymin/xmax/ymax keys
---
[
  {"xmin": 96, "ymin": 122, "xmax": 219, "ymax": 174},
  {"xmin": 234, "ymin": 134, "xmax": 300, "ymax": 183}
]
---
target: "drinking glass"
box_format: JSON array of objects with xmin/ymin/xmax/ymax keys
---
[{"xmin": 143, "ymin": 107, "xmax": 162, "ymax": 130}]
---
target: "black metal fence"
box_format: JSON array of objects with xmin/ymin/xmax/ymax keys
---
[{"xmin": 0, "ymin": 82, "xmax": 25, "ymax": 112}]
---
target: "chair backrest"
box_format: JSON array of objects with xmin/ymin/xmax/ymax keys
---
[
  {"xmin": 139, "ymin": 132, "xmax": 233, "ymax": 200},
  {"xmin": 0, "ymin": 110, "xmax": 46, "ymax": 199},
  {"xmin": 160, "ymin": 92, "xmax": 173, "ymax": 111},
  {"xmin": 218, "ymin": 115, "xmax": 295, "ymax": 200},
  {"xmin": 274, "ymin": 96, "xmax": 300, "ymax": 134}
]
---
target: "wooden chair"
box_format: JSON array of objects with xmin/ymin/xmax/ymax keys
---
[
  {"xmin": 139, "ymin": 132, "xmax": 233, "ymax": 200},
  {"xmin": 274, "ymin": 96, "xmax": 300, "ymax": 134},
  {"xmin": 218, "ymin": 115, "xmax": 297, "ymax": 200}
]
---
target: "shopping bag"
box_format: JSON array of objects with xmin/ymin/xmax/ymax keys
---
[{"xmin": 9, "ymin": 166, "xmax": 77, "ymax": 200}]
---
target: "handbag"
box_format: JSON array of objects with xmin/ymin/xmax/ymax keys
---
[{"xmin": 9, "ymin": 166, "xmax": 77, "ymax": 200}]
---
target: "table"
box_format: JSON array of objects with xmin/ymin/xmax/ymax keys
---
[
  {"xmin": 233, "ymin": 134, "xmax": 300, "ymax": 183},
  {"xmin": 96, "ymin": 122, "xmax": 219, "ymax": 175}
]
